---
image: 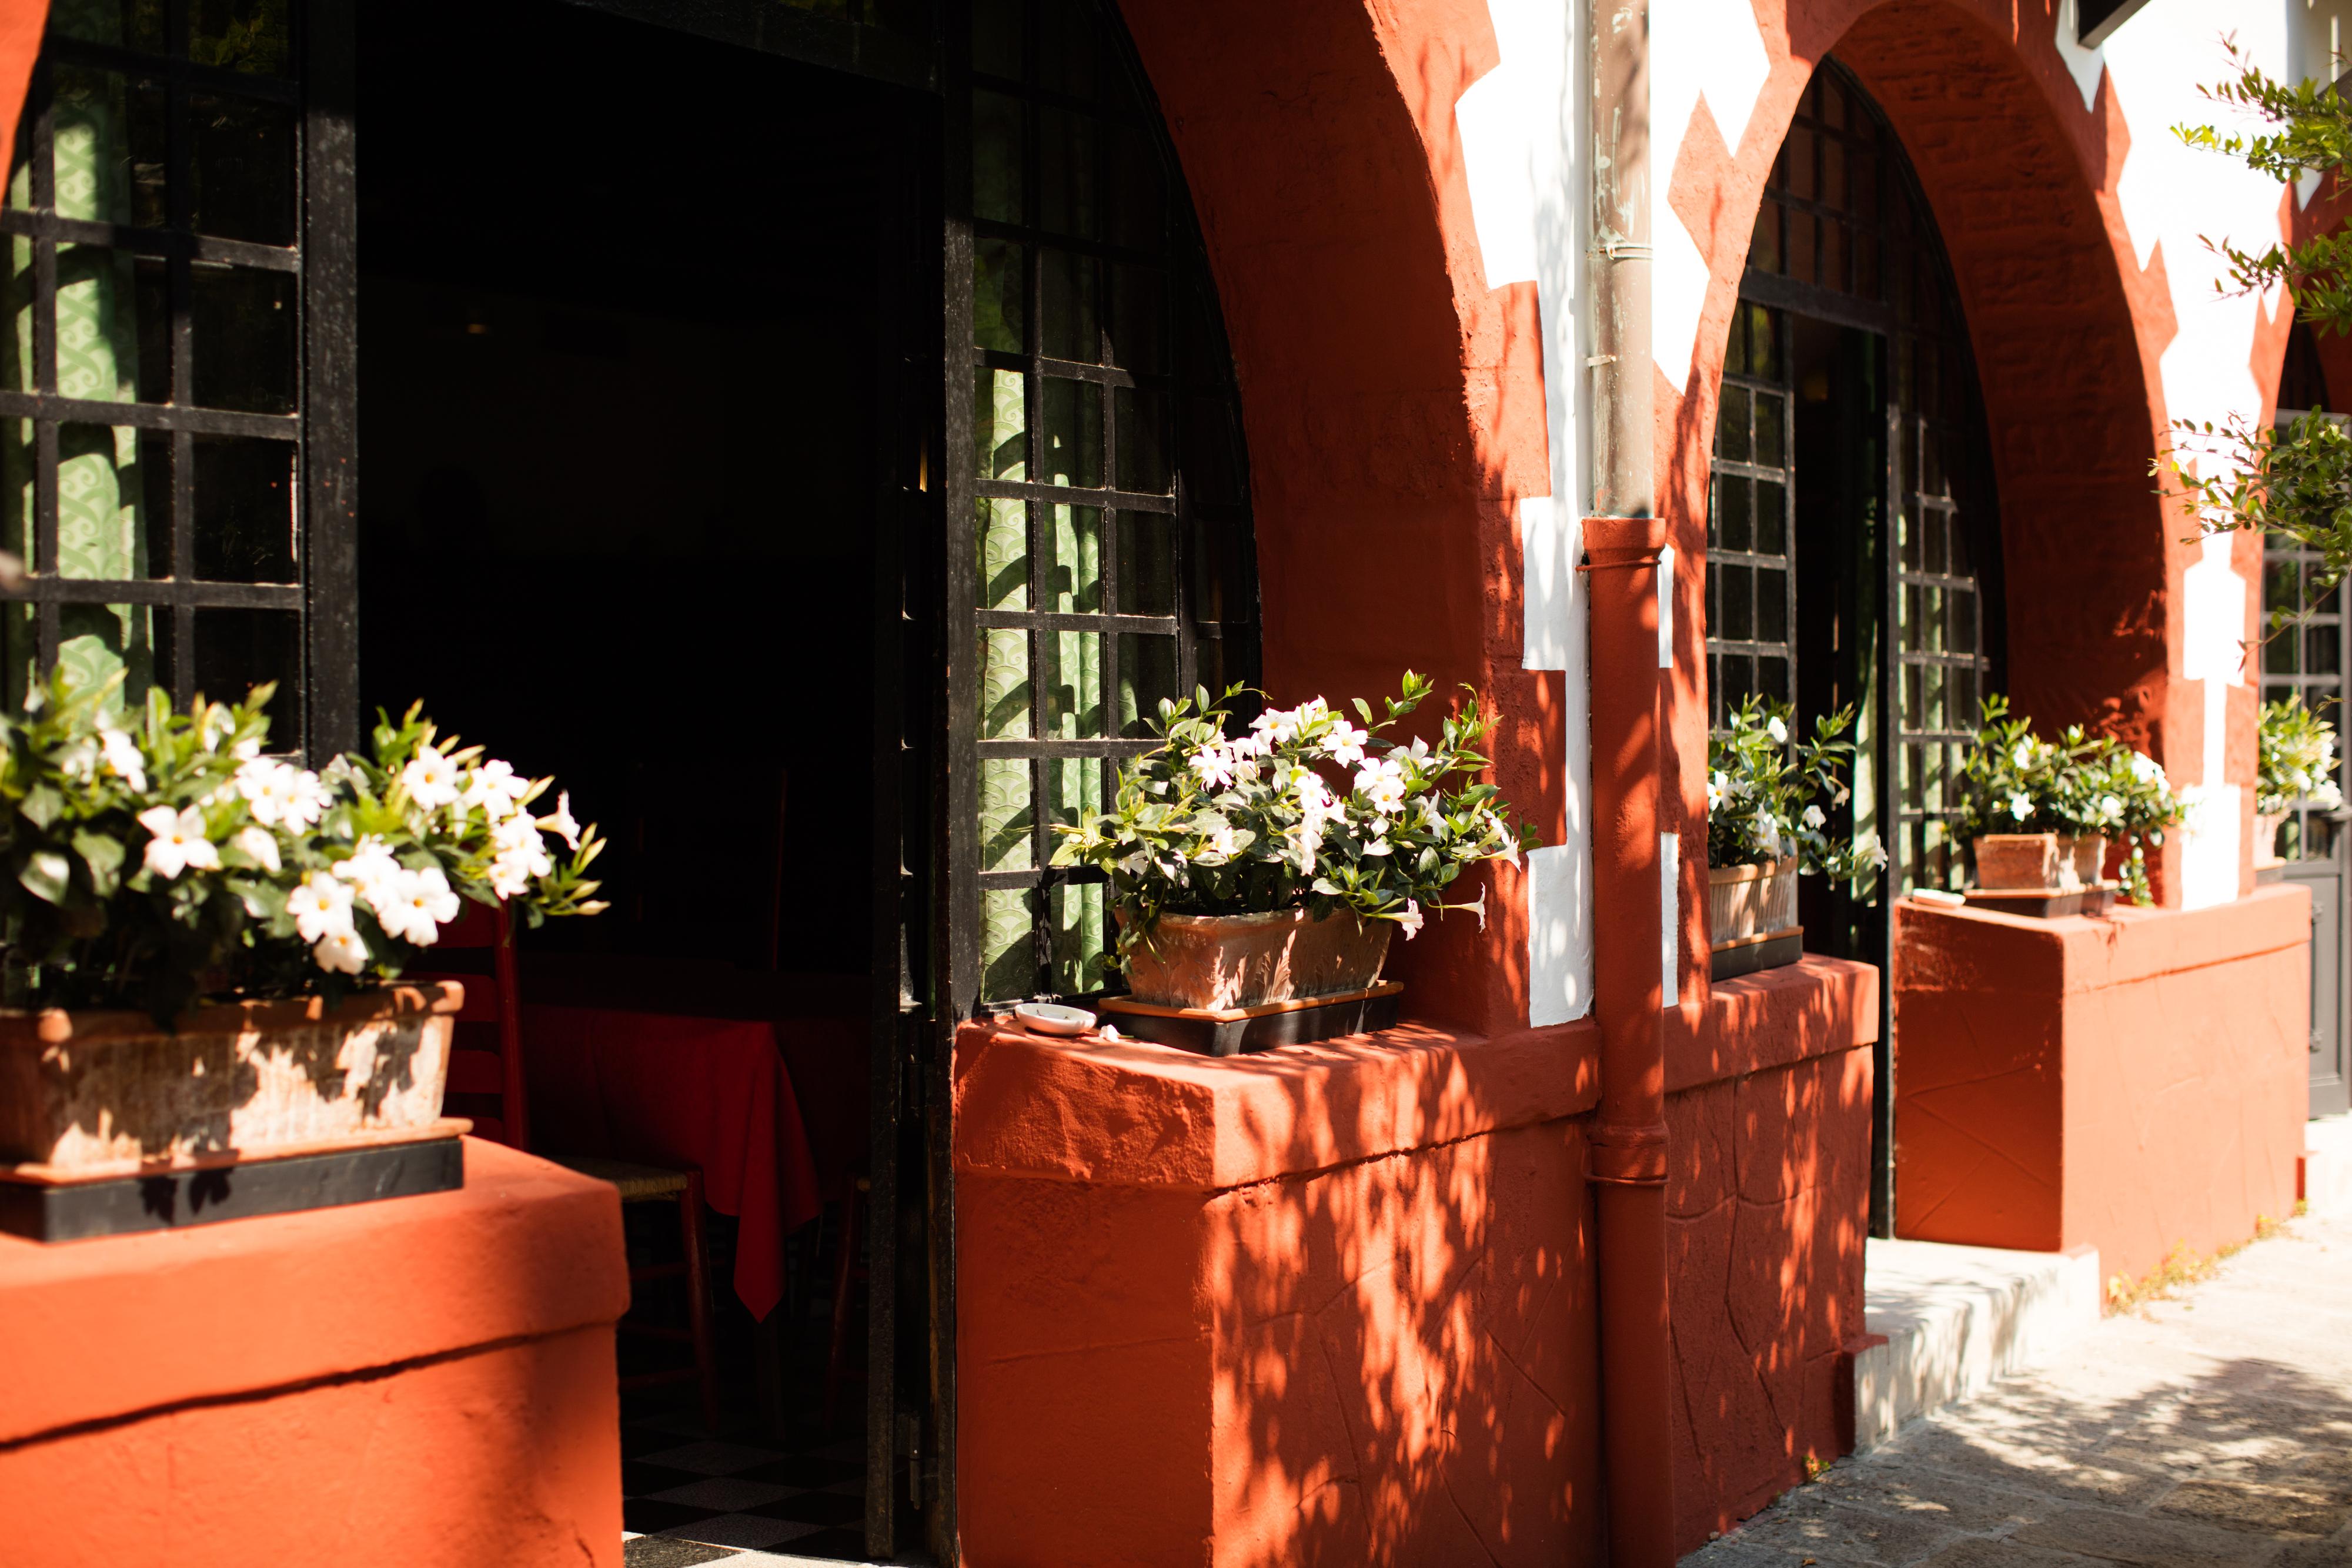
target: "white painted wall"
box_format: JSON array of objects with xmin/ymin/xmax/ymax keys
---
[{"xmin": 1456, "ymin": 0, "xmax": 1593, "ymax": 1025}]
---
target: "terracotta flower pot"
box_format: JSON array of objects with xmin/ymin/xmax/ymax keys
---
[
  {"xmin": 0, "ymin": 983, "xmax": 463, "ymax": 1176},
  {"xmin": 1119, "ymin": 908, "xmax": 1392, "ymax": 1011},
  {"xmin": 2069, "ymin": 832, "xmax": 2108, "ymax": 887},
  {"xmin": 1708, "ymin": 856, "xmax": 1797, "ymax": 942},
  {"xmin": 2256, "ymin": 811, "xmax": 2287, "ymax": 864},
  {"xmin": 1974, "ymin": 833, "xmax": 2061, "ymax": 891}
]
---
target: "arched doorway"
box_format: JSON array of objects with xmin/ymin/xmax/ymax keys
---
[{"xmin": 1709, "ymin": 59, "xmax": 2001, "ymax": 944}]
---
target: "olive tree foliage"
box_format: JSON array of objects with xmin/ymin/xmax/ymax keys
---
[{"xmin": 2166, "ymin": 44, "xmax": 2352, "ymax": 613}]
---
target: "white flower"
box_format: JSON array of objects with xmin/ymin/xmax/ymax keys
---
[
  {"xmin": 1394, "ymin": 898, "xmax": 1425, "ymax": 941},
  {"xmin": 1250, "ymin": 706, "xmax": 1301, "ymax": 746},
  {"xmin": 2099, "ymin": 794, "xmax": 2124, "ymax": 825},
  {"xmin": 1353, "ymin": 757, "xmax": 1408, "ymax": 815},
  {"xmin": 2012, "ymin": 740, "xmax": 2034, "ymax": 770},
  {"xmin": 462, "ymin": 759, "xmax": 533, "ymax": 821},
  {"xmin": 198, "ymin": 703, "xmax": 232, "ymax": 751},
  {"xmin": 332, "ymin": 836, "xmax": 403, "ymax": 898},
  {"xmin": 1188, "ymin": 744, "xmax": 1237, "ymax": 791},
  {"xmin": 232, "ymin": 737, "xmax": 262, "ymax": 761},
  {"xmin": 235, "ymin": 758, "xmax": 296, "ymax": 825},
  {"xmin": 138, "ymin": 804, "xmax": 219, "ymax": 880},
  {"xmin": 1485, "ymin": 811, "xmax": 1523, "ymax": 869},
  {"xmin": 1707, "ymin": 771, "xmax": 1728, "ymax": 812},
  {"xmin": 1767, "ymin": 716, "xmax": 1789, "ymax": 745},
  {"xmin": 2130, "ymin": 751, "xmax": 2162, "ymax": 784},
  {"xmin": 400, "ymin": 743, "xmax": 462, "ymax": 810},
  {"xmin": 280, "ymin": 768, "xmax": 330, "ymax": 830},
  {"xmin": 96, "ymin": 725, "xmax": 145, "ymax": 791},
  {"xmin": 1466, "ymin": 888, "xmax": 1488, "ymax": 932},
  {"xmin": 57, "ymin": 738, "xmax": 97, "ymax": 781},
  {"xmin": 290, "ymin": 871, "xmax": 356, "ymax": 943},
  {"xmin": 1802, "ymin": 804, "xmax": 1826, "ymax": 829},
  {"xmin": 312, "ymin": 928, "xmax": 369, "ymax": 975},
  {"xmin": 2007, "ymin": 793, "xmax": 2032, "ymax": 821},
  {"xmin": 1193, "ymin": 823, "xmax": 1244, "ymax": 865},
  {"xmin": 1325, "ymin": 721, "xmax": 1369, "ymax": 768},
  {"xmin": 1362, "ymin": 836, "xmax": 1393, "ymax": 857},
  {"xmin": 539, "ymin": 790, "xmax": 583, "ymax": 852},
  {"xmin": 377, "ymin": 865, "xmax": 461, "ymax": 945},
  {"xmin": 1284, "ymin": 819, "xmax": 1319, "ymax": 875},
  {"xmin": 232, "ymin": 825, "xmax": 280, "ymax": 872}
]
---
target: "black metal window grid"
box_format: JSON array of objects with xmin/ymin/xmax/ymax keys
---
[
  {"xmin": 2263, "ymin": 523, "xmax": 2348, "ymax": 862},
  {"xmin": 948, "ymin": 0, "xmax": 1257, "ymax": 1010},
  {"xmin": 0, "ymin": 0, "xmax": 350, "ymax": 754},
  {"xmin": 1708, "ymin": 300, "xmax": 1795, "ymax": 729},
  {"xmin": 564, "ymin": 0, "xmax": 937, "ymax": 91},
  {"xmin": 1890, "ymin": 402, "xmax": 1989, "ymax": 892}
]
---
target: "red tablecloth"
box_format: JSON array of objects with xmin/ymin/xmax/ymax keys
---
[{"xmin": 521, "ymin": 1005, "xmax": 821, "ymax": 1321}]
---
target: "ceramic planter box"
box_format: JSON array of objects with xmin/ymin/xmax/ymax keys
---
[
  {"xmin": 1708, "ymin": 856, "xmax": 1796, "ymax": 943},
  {"xmin": 1120, "ymin": 908, "xmax": 1392, "ymax": 1012},
  {"xmin": 2256, "ymin": 811, "xmax": 2287, "ymax": 865},
  {"xmin": 1974, "ymin": 833, "xmax": 2060, "ymax": 890},
  {"xmin": 0, "ymin": 983, "xmax": 463, "ymax": 1177},
  {"xmin": 2055, "ymin": 833, "xmax": 2107, "ymax": 889}
]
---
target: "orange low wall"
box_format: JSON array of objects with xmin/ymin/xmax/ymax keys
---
[
  {"xmin": 1893, "ymin": 888, "xmax": 2311, "ymax": 1284},
  {"xmin": 0, "ymin": 1138, "xmax": 630, "ymax": 1566},
  {"xmin": 954, "ymin": 1017, "xmax": 1607, "ymax": 1567},
  {"xmin": 1666, "ymin": 955, "xmax": 1879, "ymax": 1553}
]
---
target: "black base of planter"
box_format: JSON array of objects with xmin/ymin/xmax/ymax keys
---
[
  {"xmin": 1100, "ymin": 981, "xmax": 1404, "ymax": 1058},
  {"xmin": 0, "ymin": 1134, "xmax": 465, "ymax": 1243},
  {"xmin": 1962, "ymin": 882, "xmax": 2120, "ymax": 920},
  {"xmin": 1710, "ymin": 927, "xmax": 1804, "ymax": 981}
]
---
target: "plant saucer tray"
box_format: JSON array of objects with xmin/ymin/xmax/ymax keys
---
[
  {"xmin": 0, "ymin": 1117, "xmax": 469, "ymax": 1242},
  {"xmin": 1708, "ymin": 926, "xmax": 1803, "ymax": 981},
  {"xmin": 1098, "ymin": 980, "xmax": 1404, "ymax": 1058}
]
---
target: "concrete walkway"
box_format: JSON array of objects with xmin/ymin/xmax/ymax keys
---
[{"xmin": 1683, "ymin": 1209, "xmax": 2352, "ymax": 1566}]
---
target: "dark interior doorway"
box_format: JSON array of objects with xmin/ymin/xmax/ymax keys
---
[{"xmin": 356, "ymin": 2, "xmax": 941, "ymax": 1558}]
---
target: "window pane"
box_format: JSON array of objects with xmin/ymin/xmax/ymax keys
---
[
  {"xmin": 192, "ymin": 606, "xmax": 298, "ymax": 707},
  {"xmin": 1179, "ymin": 394, "xmax": 1244, "ymax": 504},
  {"xmin": 51, "ymin": 0, "xmax": 167, "ymax": 54},
  {"xmin": 2267, "ymin": 556, "xmax": 2301, "ymax": 616},
  {"xmin": 1115, "ymin": 384, "xmax": 1169, "ymax": 493},
  {"xmin": 1119, "ymin": 510, "xmax": 1176, "ymax": 614},
  {"xmin": 1049, "ymin": 879, "xmax": 1111, "ymax": 995},
  {"xmin": 1756, "ymin": 480, "xmax": 1786, "ymax": 554},
  {"xmin": 190, "ymin": 93, "xmax": 296, "ymax": 246},
  {"xmin": 980, "ymin": 627, "xmax": 1031, "ymax": 739},
  {"xmin": 1749, "ymin": 198, "xmax": 1780, "ymax": 275},
  {"xmin": 1716, "ymin": 386, "xmax": 1750, "ymax": 461},
  {"xmin": 1756, "ymin": 654, "xmax": 1789, "ymax": 701},
  {"xmin": 193, "ymin": 433, "xmax": 295, "ymax": 581},
  {"xmin": 978, "ymin": 757, "xmax": 1033, "ymax": 873},
  {"xmin": 980, "ymin": 887, "xmax": 1036, "ymax": 1003},
  {"xmin": 1756, "ymin": 567, "xmax": 1787, "ymax": 644},
  {"xmin": 1109, "ymin": 264, "xmax": 1166, "ymax": 373},
  {"xmin": 47, "ymin": 69, "xmax": 168, "ymax": 230},
  {"xmin": 57, "ymin": 599, "xmax": 165, "ymax": 704},
  {"xmin": 1037, "ymin": 106, "xmax": 1100, "ymax": 239},
  {"xmin": 1720, "ymin": 563, "xmax": 1753, "ymax": 640},
  {"xmin": 1041, "ymin": 377, "xmax": 1102, "ymax": 488},
  {"xmin": 1118, "ymin": 633, "xmax": 1177, "ymax": 736},
  {"xmin": 976, "ymin": 496, "xmax": 1028, "ymax": 610},
  {"xmin": 1755, "ymin": 391, "xmax": 1785, "ymax": 468},
  {"xmin": 1723, "ymin": 473, "xmax": 1758, "ymax": 553},
  {"xmin": 1045, "ymin": 628, "xmax": 1102, "ymax": 737},
  {"xmin": 971, "ymin": 0, "xmax": 1023, "ymax": 78},
  {"xmin": 191, "ymin": 263, "xmax": 295, "ymax": 413},
  {"xmin": 1051, "ymin": 502, "xmax": 1101, "ymax": 611},
  {"xmin": 52, "ymin": 246, "xmax": 168, "ymax": 403},
  {"xmin": 1040, "ymin": 247, "xmax": 1099, "ymax": 362},
  {"xmin": 974, "ymin": 240, "xmax": 1024, "ymax": 354},
  {"xmin": 55, "ymin": 422, "xmax": 165, "ymax": 578},
  {"xmin": 974, "ymin": 367, "xmax": 1026, "ymax": 480},
  {"xmin": 191, "ymin": 0, "xmax": 294, "ymax": 77},
  {"xmin": 973, "ymin": 91, "xmax": 1024, "ymax": 225},
  {"xmin": 1035, "ymin": 0, "xmax": 1102, "ymax": 100},
  {"xmin": 1104, "ymin": 123, "xmax": 1165, "ymax": 252},
  {"xmin": 2309, "ymin": 622, "xmax": 2341, "ymax": 677}
]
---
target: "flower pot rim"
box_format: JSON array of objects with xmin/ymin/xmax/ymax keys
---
[
  {"xmin": 1708, "ymin": 855, "xmax": 1797, "ymax": 882},
  {"xmin": 0, "ymin": 981, "xmax": 464, "ymax": 1048},
  {"xmin": 1975, "ymin": 831, "xmax": 2059, "ymax": 843},
  {"xmin": 1121, "ymin": 906, "xmax": 1368, "ymax": 931}
]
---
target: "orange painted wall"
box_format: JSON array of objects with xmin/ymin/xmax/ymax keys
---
[
  {"xmin": 954, "ymin": 1019, "xmax": 1607, "ymax": 1567},
  {"xmin": 1893, "ymin": 891, "xmax": 2311, "ymax": 1283},
  {"xmin": 0, "ymin": 1139, "xmax": 630, "ymax": 1567},
  {"xmin": 1663, "ymin": 957, "xmax": 1879, "ymax": 1553}
]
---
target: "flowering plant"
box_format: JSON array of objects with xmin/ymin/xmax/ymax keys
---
[
  {"xmin": 1049, "ymin": 674, "xmax": 1536, "ymax": 955},
  {"xmin": 1958, "ymin": 695, "xmax": 2181, "ymax": 902},
  {"xmin": 1706, "ymin": 696, "xmax": 1884, "ymax": 878},
  {"xmin": 2257, "ymin": 695, "xmax": 2344, "ymax": 816},
  {"xmin": 0, "ymin": 664, "xmax": 603, "ymax": 1022}
]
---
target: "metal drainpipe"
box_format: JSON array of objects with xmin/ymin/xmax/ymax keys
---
[{"xmin": 1585, "ymin": 0, "xmax": 1675, "ymax": 1564}]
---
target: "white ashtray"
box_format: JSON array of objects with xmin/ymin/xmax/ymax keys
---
[{"xmin": 1014, "ymin": 1002, "xmax": 1097, "ymax": 1037}]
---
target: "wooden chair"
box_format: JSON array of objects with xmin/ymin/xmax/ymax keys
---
[{"xmin": 413, "ymin": 902, "xmax": 721, "ymax": 1432}]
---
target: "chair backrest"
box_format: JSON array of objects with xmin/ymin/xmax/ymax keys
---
[{"xmin": 412, "ymin": 900, "xmax": 529, "ymax": 1151}]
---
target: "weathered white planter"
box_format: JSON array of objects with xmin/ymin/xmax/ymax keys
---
[
  {"xmin": 1119, "ymin": 908, "xmax": 1392, "ymax": 1011},
  {"xmin": 1975, "ymin": 833, "xmax": 2060, "ymax": 891},
  {"xmin": 1708, "ymin": 856, "xmax": 1797, "ymax": 943},
  {"xmin": 2256, "ymin": 811, "xmax": 2287, "ymax": 865},
  {"xmin": 0, "ymin": 983, "xmax": 462, "ymax": 1176}
]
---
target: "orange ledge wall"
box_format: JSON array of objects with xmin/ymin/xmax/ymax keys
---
[
  {"xmin": 953, "ymin": 1018, "xmax": 1608, "ymax": 1567},
  {"xmin": 1665, "ymin": 955, "xmax": 1879, "ymax": 1553},
  {"xmin": 1893, "ymin": 889, "xmax": 2311, "ymax": 1284},
  {"xmin": 0, "ymin": 1139, "xmax": 630, "ymax": 1567}
]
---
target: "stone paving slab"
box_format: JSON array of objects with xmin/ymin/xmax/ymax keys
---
[{"xmin": 1682, "ymin": 1208, "xmax": 2352, "ymax": 1566}]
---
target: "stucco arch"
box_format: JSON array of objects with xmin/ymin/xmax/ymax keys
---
[
  {"xmin": 1118, "ymin": 0, "xmax": 1558, "ymax": 1032},
  {"xmin": 1666, "ymin": 0, "xmax": 2210, "ymax": 900}
]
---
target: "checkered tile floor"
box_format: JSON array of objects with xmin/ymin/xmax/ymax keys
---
[{"xmin": 620, "ymin": 1409, "xmax": 877, "ymax": 1566}]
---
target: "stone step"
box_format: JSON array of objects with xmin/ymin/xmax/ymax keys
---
[
  {"xmin": 1849, "ymin": 1238, "xmax": 2102, "ymax": 1453},
  {"xmin": 2302, "ymin": 1112, "xmax": 2352, "ymax": 1216}
]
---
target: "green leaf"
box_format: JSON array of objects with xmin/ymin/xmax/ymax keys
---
[
  {"xmin": 20, "ymin": 783, "xmax": 63, "ymax": 830},
  {"xmin": 72, "ymin": 831, "xmax": 123, "ymax": 897},
  {"xmin": 19, "ymin": 849, "xmax": 69, "ymax": 905}
]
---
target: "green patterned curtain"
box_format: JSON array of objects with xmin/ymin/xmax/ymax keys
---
[{"xmin": 4, "ymin": 0, "xmax": 155, "ymax": 704}]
